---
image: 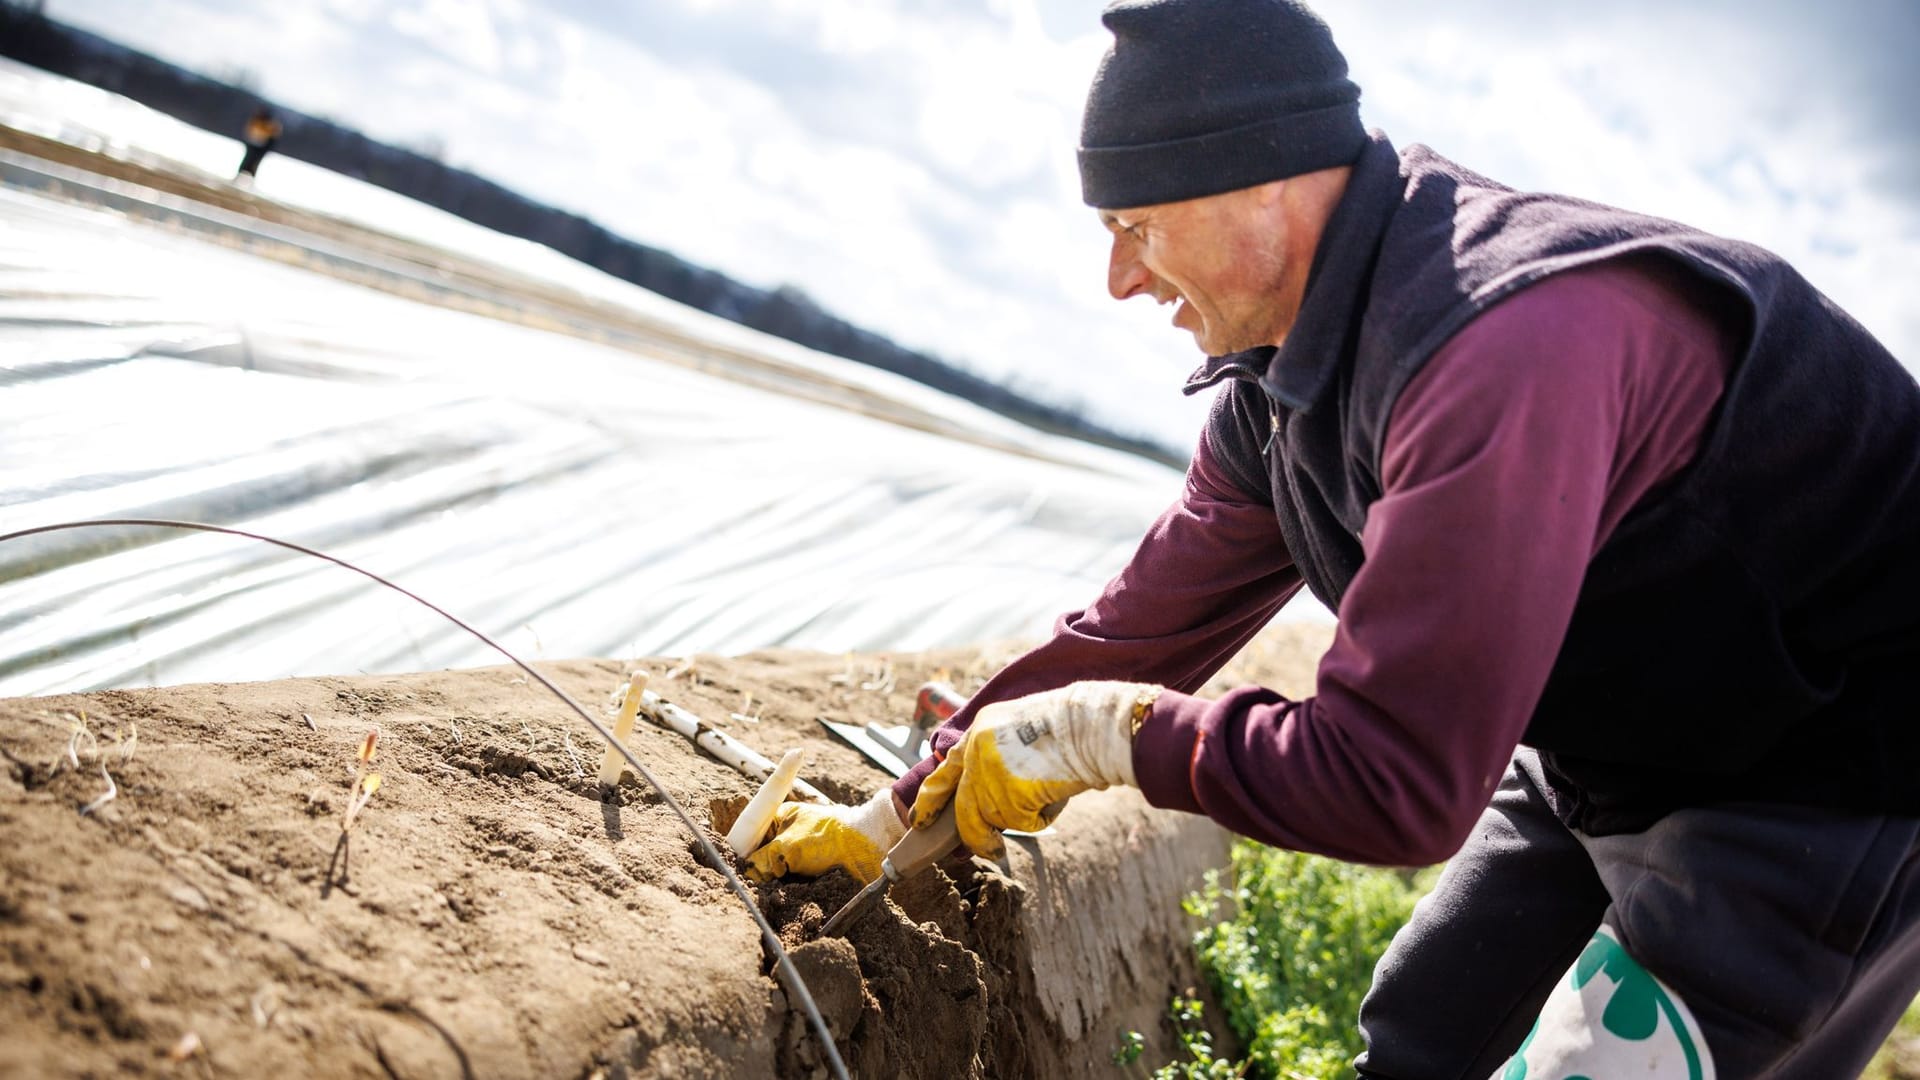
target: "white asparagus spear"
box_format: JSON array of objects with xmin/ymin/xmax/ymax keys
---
[
  {"xmin": 629, "ymin": 684, "xmax": 831, "ymax": 805},
  {"xmin": 598, "ymin": 671, "xmax": 649, "ymax": 786},
  {"xmin": 727, "ymin": 747, "xmax": 804, "ymax": 857}
]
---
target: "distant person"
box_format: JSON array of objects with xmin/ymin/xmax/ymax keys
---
[
  {"xmin": 748, "ymin": 0, "xmax": 1920, "ymax": 1075},
  {"xmin": 235, "ymin": 107, "xmax": 281, "ymax": 183}
]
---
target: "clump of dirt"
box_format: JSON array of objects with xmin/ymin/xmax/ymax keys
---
[
  {"xmin": 756, "ymin": 866, "xmax": 985, "ymax": 1079},
  {"xmin": 711, "ymin": 792, "xmax": 995, "ymax": 1076}
]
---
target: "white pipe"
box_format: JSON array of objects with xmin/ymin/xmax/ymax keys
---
[
  {"xmin": 727, "ymin": 747, "xmax": 804, "ymax": 856},
  {"xmin": 632, "ymin": 685, "xmax": 831, "ymax": 805}
]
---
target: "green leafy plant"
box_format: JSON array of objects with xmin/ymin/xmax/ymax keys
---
[
  {"xmin": 1151, "ymin": 994, "xmax": 1246, "ymax": 1079},
  {"xmin": 1112, "ymin": 996, "xmax": 1245, "ymax": 1079},
  {"xmin": 1182, "ymin": 843, "xmax": 1433, "ymax": 1080}
]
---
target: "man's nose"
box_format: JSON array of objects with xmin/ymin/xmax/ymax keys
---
[{"xmin": 1108, "ymin": 237, "xmax": 1151, "ymax": 301}]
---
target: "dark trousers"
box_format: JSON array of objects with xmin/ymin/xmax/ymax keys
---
[
  {"xmin": 237, "ymin": 138, "xmax": 275, "ymax": 178},
  {"xmin": 1355, "ymin": 749, "xmax": 1920, "ymax": 1078}
]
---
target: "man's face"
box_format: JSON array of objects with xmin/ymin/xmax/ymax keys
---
[{"xmin": 1099, "ymin": 176, "xmax": 1329, "ymax": 356}]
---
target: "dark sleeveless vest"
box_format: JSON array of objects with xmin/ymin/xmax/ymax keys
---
[{"xmin": 1194, "ymin": 133, "xmax": 1920, "ymax": 834}]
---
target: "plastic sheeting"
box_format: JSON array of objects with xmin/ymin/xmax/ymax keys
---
[{"xmin": 0, "ymin": 61, "xmax": 1226, "ymax": 699}]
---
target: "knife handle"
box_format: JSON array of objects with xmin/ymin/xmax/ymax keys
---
[
  {"xmin": 881, "ymin": 802, "xmax": 962, "ymax": 882},
  {"xmin": 880, "ymin": 798, "xmax": 1068, "ymax": 883}
]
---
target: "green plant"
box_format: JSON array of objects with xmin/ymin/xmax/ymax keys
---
[
  {"xmin": 1111, "ymin": 995, "xmax": 1246, "ymax": 1078},
  {"xmin": 1151, "ymin": 994, "xmax": 1245, "ymax": 1079},
  {"xmin": 1184, "ymin": 843, "xmax": 1431, "ymax": 1080}
]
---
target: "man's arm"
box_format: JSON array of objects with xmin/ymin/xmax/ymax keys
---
[
  {"xmin": 891, "ymin": 426, "xmax": 1305, "ymax": 811},
  {"xmin": 1134, "ymin": 260, "xmax": 1735, "ymax": 866}
]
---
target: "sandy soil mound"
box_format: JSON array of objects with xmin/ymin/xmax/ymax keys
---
[{"xmin": 0, "ymin": 627, "xmax": 1332, "ymax": 1078}]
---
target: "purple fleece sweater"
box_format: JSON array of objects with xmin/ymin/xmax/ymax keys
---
[{"xmin": 895, "ymin": 259, "xmax": 1736, "ymax": 866}]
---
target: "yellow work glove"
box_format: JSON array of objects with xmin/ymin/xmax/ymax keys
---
[
  {"xmin": 744, "ymin": 788, "xmax": 906, "ymax": 884},
  {"xmin": 911, "ymin": 681, "xmax": 1160, "ymax": 860}
]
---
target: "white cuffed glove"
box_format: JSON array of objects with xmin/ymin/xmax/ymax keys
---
[{"xmin": 911, "ymin": 680, "xmax": 1160, "ymax": 860}]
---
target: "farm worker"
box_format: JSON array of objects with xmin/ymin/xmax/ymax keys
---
[
  {"xmin": 235, "ymin": 106, "xmax": 281, "ymax": 182},
  {"xmin": 748, "ymin": 0, "xmax": 1920, "ymax": 1074}
]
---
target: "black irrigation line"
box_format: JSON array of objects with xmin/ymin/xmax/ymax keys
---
[{"xmin": 0, "ymin": 518, "xmax": 851, "ymax": 1080}]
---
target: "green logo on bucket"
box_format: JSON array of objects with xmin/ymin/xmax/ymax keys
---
[{"xmin": 1499, "ymin": 926, "xmax": 1712, "ymax": 1080}]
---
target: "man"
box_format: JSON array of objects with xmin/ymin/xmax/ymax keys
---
[
  {"xmin": 235, "ymin": 106, "xmax": 281, "ymax": 182},
  {"xmin": 748, "ymin": 1, "xmax": 1920, "ymax": 1074}
]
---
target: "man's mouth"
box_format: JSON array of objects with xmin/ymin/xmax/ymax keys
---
[{"xmin": 1149, "ymin": 288, "xmax": 1193, "ymax": 333}]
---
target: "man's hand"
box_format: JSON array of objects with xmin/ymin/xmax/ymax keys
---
[
  {"xmin": 911, "ymin": 681, "xmax": 1160, "ymax": 860},
  {"xmin": 744, "ymin": 788, "xmax": 907, "ymax": 884}
]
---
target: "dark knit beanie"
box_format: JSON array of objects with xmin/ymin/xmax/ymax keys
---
[{"xmin": 1078, "ymin": 0, "xmax": 1366, "ymax": 209}]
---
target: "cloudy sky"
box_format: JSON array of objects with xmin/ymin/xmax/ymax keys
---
[{"xmin": 47, "ymin": 0, "xmax": 1920, "ymax": 452}]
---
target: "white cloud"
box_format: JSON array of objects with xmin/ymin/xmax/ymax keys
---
[
  {"xmin": 802, "ymin": 0, "xmax": 906, "ymax": 56},
  {"xmin": 1337, "ymin": 2, "xmax": 1919, "ymax": 374},
  {"xmin": 384, "ymin": 0, "xmax": 512, "ymax": 77}
]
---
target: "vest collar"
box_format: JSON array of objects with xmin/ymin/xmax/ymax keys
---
[{"xmin": 1183, "ymin": 131, "xmax": 1406, "ymax": 411}]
